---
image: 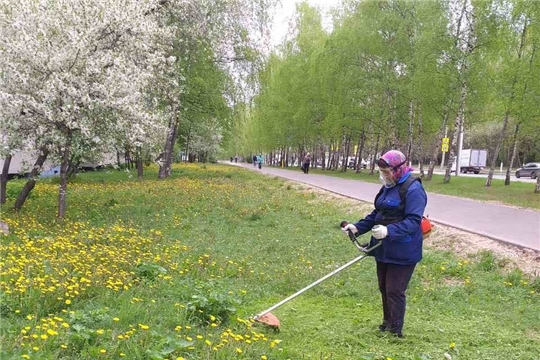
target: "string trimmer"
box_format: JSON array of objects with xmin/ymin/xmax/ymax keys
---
[{"xmin": 252, "ymin": 221, "xmax": 381, "ymax": 329}]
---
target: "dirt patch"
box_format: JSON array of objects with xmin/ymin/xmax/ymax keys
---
[
  {"xmin": 425, "ymin": 225, "xmax": 540, "ymax": 276},
  {"xmin": 288, "ymin": 181, "xmax": 540, "ymax": 277}
]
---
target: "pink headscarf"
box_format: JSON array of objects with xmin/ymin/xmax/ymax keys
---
[{"xmin": 379, "ymin": 150, "xmax": 413, "ymax": 181}]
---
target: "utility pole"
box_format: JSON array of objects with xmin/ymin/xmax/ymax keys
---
[{"xmin": 455, "ymin": 120, "xmax": 464, "ymax": 177}]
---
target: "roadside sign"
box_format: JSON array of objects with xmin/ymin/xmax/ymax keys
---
[
  {"xmin": 442, "ymin": 137, "xmax": 449, "ymax": 145},
  {"xmin": 441, "ymin": 144, "xmax": 449, "ymax": 153}
]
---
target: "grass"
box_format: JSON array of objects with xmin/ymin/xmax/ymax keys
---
[
  {"xmin": 0, "ymin": 163, "xmax": 538, "ymax": 360},
  {"xmin": 278, "ymin": 165, "xmax": 540, "ymax": 210}
]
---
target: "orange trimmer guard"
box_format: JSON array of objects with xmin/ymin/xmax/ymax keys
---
[{"xmin": 254, "ymin": 312, "xmax": 281, "ymax": 330}]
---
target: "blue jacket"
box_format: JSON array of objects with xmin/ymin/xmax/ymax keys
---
[{"xmin": 353, "ymin": 173, "xmax": 427, "ymax": 265}]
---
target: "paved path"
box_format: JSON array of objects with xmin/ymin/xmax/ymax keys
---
[{"xmin": 226, "ymin": 162, "xmax": 540, "ymax": 251}]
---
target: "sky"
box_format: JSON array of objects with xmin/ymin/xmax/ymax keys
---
[{"xmin": 270, "ymin": 0, "xmax": 342, "ymax": 47}]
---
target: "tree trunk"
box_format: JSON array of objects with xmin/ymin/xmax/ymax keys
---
[
  {"xmin": 386, "ymin": 90, "xmax": 399, "ymax": 150},
  {"xmin": 535, "ymin": 174, "xmax": 540, "ymax": 194},
  {"xmin": 355, "ymin": 129, "xmax": 366, "ymax": 173},
  {"xmin": 417, "ymin": 108, "xmax": 425, "ymax": 178},
  {"xmin": 137, "ymin": 146, "xmax": 143, "ymax": 179},
  {"xmin": 1, "ymin": 154, "xmax": 12, "ymax": 204},
  {"xmin": 57, "ymin": 135, "xmax": 72, "ymax": 218},
  {"xmin": 369, "ymin": 133, "xmax": 380, "ymax": 175},
  {"xmin": 116, "ymin": 150, "xmax": 121, "ymax": 169},
  {"xmin": 341, "ymin": 134, "xmax": 351, "ymax": 172},
  {"xmin": 14, "ymin": 147, "xmax": 49, "ymax": 211},
  {"xmin": 505, "ymin": 123, "xmax": 520, "ymax": 186},
  {"xmin": 159, "ymin": 113, "xmax": 179, "ymax": 179},
  {"xmin": 406, "ymin": 99, "xmax": 415, "ymax": 160},
  {"xmin": 486, "ymin": 110, "xmax": 510, "ymax": 187},
  {"xmin": 321, "ymin": 144, "xmax": 326, "ymax": 170},
  {"xmin": 444, "ymin": 83, "xmax": 467, "ymax": 183}
]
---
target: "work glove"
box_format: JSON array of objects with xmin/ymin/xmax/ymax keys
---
[
  {"xmin": 341, "ymin": 223, "xmax": 358, "ymax": 236},
  {"xmin": 371, "ymin": 225, "xmax": 388, "ymax": 240}
]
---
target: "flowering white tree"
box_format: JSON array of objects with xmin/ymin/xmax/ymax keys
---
[{"xmin": 0, "ymin": 0, "xmax": 172, "ymax": 217}]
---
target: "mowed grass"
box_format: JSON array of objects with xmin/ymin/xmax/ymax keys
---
[
  {"xmin": 0, "ymin": 163, "xmax": 538, "ymax": 360},
  {"xmin": 279, "ymin": 166, "xmax": 540, "ymax": 210}
]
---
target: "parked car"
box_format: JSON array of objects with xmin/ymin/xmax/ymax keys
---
[
  {"xmin": 347, "ymin": 157, "xmax": 368, "ymax": 169},
  {"xmin": 515, "ymin": 162, "xmax": 540, "ymax": 179}
]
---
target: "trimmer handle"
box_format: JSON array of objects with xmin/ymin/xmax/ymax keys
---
[{"xmin": 340, "ymin": 221, "xmax": 365, "ymax": 251}]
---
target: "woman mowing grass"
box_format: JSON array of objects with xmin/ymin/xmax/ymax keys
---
[{"xmin": 342, "ymin": 150, "xmax": 427, "ymax": 338}]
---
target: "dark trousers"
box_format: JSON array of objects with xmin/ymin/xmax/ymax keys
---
[
  {"xmin": 258, "ymin": 162, "xmax": 261, "ymax": 169},
  {"xmin": 376, "ymin": 261, "xmax": 416, "ymax": 334},
  {"xmin": 303, "ymin": 162, "xmax": 310, "ymax": 174}
]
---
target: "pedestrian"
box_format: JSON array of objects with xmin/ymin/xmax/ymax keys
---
[
  {"xmin": 257, "ymin": 154, "xmax": 263, "ymax": 169},
  {"xmin": 302, "ymin": 152, "xmax": 311, "ymax": 174},
  {"xmin": 341, "ymin": 150, "xmax": 427, "ymax": 338},
  {"xmin": 230, "ymin": 156, "xmax": 233, "ymax": 162},
  {"xmin": 234, "ymin": 155, "xmax": 238, "ymax": 163},
  {"xmin": 253, "ymin": 155, "xmax": 257, "ymax": 167}
]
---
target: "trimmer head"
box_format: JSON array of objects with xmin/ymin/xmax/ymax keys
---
[{"xmin": 253, "ymin": 312, "xmax": 281, "ymax": 330}]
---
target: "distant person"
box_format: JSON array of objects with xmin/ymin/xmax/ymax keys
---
[
  {"xmin": 341, "ymin": 150, "xmax": 427, "ymax": 338},
  {"xmin": 234, "ymin": 156, "xmax": 238, "ymax": 163},
  {"xmin": 257, "ymin": 155, "xmax": 263, "ymax": 169},
  {"xmin": 302, "ymin": 152, "xmax": 312, "ymax": 174},
  {"xmin": 230, "ymin": 156, "xmax": 233, "ymax": 162},
  {"xmin": 253, "ymin": 155, "xmax": 257, "ymax": 167}
]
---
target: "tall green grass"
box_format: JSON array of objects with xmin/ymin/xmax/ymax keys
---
[{"xmin": 1, "ymin": 164, "xmax": 538, "ymax": 360}]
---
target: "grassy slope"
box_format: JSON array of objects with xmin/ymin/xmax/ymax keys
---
[
  {"xmin": 276, "ymin": 166, "xmax": 540, "ymax": 210},
  {"xmin": 0, "ymin": 164, "xmax": 538, "ymax": 360}
]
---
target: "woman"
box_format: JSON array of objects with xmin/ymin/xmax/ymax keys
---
[
  {"xmin": 302, "ymin": 152, "xmax": 311, "ymax": 174},
  {"xmin": 342, "ymin": 150, "xmax": 427, "ymax": 337}
]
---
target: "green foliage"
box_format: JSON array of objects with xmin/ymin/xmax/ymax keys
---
[
  {"xmin": 136, "ymin": 262, "xmax": 168, "ymax": 280},
  {"xmin": 186, "ymin": 280, "xmax": 239, "ymax": 324}
]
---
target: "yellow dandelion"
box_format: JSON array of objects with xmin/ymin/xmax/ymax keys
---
[
  {"xmin": 261, "ymin": 356, "xmax": 268, "ymax": 360},
  {"xmin": 205, "ymin": 339, "xmax": 212, "ymax": 346},
  {"xmin": 236, "ymin": 348, "xmax": 243, "ymax": 354},
  {"xmin": 449, "ymin": 342, "xmax": 456, "ymax": 349},
  {"xmin": 32, "ymin": 347, "xmax": 39, "ymax": 351},
  {"xmin": 99, "ymin": 349, "xmax": 106, "ymax": 354},
  {"xmin": 40, "ymin": 334, "xmax": 48, "ymax": 340},
  {"xmin": 197, "ymin": 335, "xmax": 203, "ymax": 340},
  {"xmin": 65, "ymin": 299, "xmax": 71, "ymax": 305},
  {"xmin": 120, "ymin": 353, "xmax": 126, "ymax": 357},
  {"xmin": 113, "ymin": 317, "xmax": 120, "ymax": 322},
  {"xmin": 21, "ymin": 355, "xmax": 30, "ymax": 359}
]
